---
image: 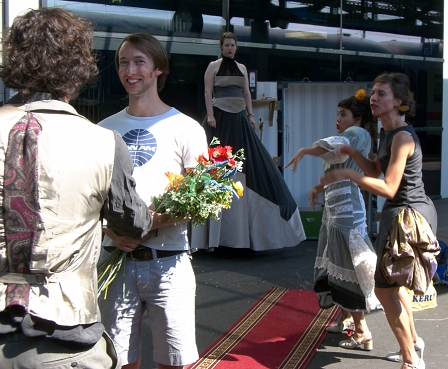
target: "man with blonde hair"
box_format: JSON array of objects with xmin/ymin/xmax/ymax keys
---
[{"xmin": 98, "ymin": 33, "xmax": 208, "ymax": 369}]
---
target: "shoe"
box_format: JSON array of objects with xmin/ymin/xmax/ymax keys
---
[
  {"xmin": 339, "ymin": 332, "xmax": 373, "ymax": 350},
  {"xmin": 326, "ymin": 320, "xmax": 354, "ymax": 333},
  {"xmin": 385, "ymin": 337, "xmax": 425, "ymax": 362},
  {"xmin": 403, "ymin": 359, "xmax": 425, "ymax": 369}
]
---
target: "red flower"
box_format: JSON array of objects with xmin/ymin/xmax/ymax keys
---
[
  {"xmin": 228, "ymin": 158, "xmax": 236, "ymax": 167},
  {"xmin": 224, "ymin": 145, "xmax": 232, "ymax": 157},
  {"xmin": 209, "ymin": 145, "xmax": 233, "ymax": 162},
  {"xmin": 345, "ymin": 329, "xmax": 353, "ymax": 337}
]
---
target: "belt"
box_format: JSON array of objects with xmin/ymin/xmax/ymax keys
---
[{"xmin": 128, "ymin": 245, "xmax": 186, "ymax": 261}]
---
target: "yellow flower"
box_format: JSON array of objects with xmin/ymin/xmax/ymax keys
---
[
  {"xmin": 233, "ymin": 181, "xmax": 244, "ymax": 197},
  {"xmin": 165, "ymin": 172, "xmax": 184, "ymax": 189},
  {"xmin": 355, "ymin": 89, "xmax": 366, "ymax": 100}
]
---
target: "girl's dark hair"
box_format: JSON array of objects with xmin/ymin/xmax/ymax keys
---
[
  {"xmin": 373, "ymin": 72, "xmax": 416, "ymax": 117},
  {"xmin": 115, "ymin": 33, "xmax": 169, "ymax": 92},
  {"xmin": 0, "ymin": 8, "xmax": 98, "ymax": 102},
  {"xmin": 338, "ymin": 92, "xmax": 378, "ymax": 142},
  {"xmin": 220, "ymin": 32, "xmax": 238, "ymax": 46}
]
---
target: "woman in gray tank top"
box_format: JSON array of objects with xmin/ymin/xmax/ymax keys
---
[{"xmin": 319, "ymin": 72, "xmax": 437, "ymax": 369}]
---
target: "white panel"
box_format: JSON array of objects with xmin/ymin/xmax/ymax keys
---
[
  {"xmin": 7, "ymin": 0, "xmax": 39, "ymax": 26},
  {"xmin": 282, "ymin": 82, "xmax": 368, "ymax": 208},
  {"xmin": 1, "ymin": 0, "xmax": 39, "ymax": 103}
]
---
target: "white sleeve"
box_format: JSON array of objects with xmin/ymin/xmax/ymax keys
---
[{"xmin": 312, "ymin": 136, "xmax": 350, "ymax": 164}]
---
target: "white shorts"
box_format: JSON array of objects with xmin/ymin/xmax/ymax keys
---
[{"xmin": 99, "ymin": 252, "xmax": 198, "ymax": 366}]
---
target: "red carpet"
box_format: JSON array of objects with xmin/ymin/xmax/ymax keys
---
[{"xmin": 188, "ymin": 287, "xmax": 340, "ymax": 369}]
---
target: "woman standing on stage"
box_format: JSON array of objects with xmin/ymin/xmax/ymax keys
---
[{"xmin": 191, "ymin": 31, "xmax": 305, "ymax": 251}]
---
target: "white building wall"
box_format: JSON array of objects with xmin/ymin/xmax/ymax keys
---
[
  {"xmin": 5, "ymin": 0, "xmax": 39, "ymax": 25},
  {"xmin": 281, "ymin": 82, "xmax": 368, "ymax": 208}
]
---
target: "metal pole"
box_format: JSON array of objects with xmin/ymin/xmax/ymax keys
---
[
  {"xmin": 339, "ymin": 0, "xmax": 343, "ymax": 81},
  {"xmin": 222, "ymin": 0, "xmax": 230, "ymax": 31}
]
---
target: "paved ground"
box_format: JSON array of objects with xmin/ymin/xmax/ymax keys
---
[{"xmin": 140, "ymin": 198, "xmax": 448, "ymax": 368}]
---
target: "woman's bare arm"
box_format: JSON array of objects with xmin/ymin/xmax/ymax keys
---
[
  {"xmin": 321, "ymin": 132, "xmax": 414, "ymax": 199},
  {"xmin": 284, "ymin": 146, "xmax": 328, "ymax": 172},
  {"xmin": 204, "ymin": 61, "xmax": 219, "ymax": 128}
]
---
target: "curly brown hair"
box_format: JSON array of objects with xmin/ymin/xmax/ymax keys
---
[
  {"xmin": 0, "ymin": 8, "xmax": 98, "ymax": 102},
  {"xmin": 338, "ymin": 93, "xmax": 378, "ymax": 142}
]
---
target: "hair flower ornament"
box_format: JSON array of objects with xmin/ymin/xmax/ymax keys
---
[{"xmin": 355, "ymin": 89, "xmax": 366, "ymax": 100}]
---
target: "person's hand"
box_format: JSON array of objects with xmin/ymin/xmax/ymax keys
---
[
  {"xmin": 284, "ymin": 148, "xmax": 305, "ymax": 173},
  {"xmin": 207, "ymin": 115, "xmax": 216, "ymax": 128},
  {"xmin": 319, "ymin": 169, "xmax": 351, "ymax": 186},
  {"xmin": 338, "ymin": 144, "xmax": 354, "ymax": 158},
  {"xmin": 308, "ymin": 187, "xmax": 322, "ymax": 210},
  {"xmin": 148, "ymin": 210, "xmax": 190, "ymax": 233},
  {"xmin": 111, "ymin": 235, "xmax": 141, "ymax": 253},
  {"xmin": 248, "ymin": 115, "xmax": 256, "ymax": 129}
]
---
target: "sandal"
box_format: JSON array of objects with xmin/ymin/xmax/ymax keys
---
[
  {"xmin": 339, "ymin": 332, "xmax": 373, "ymax": 350},
  {"xmin": 326, "ymin": 319, "xmax": 354, "ymax": 333},
  {"xmin": 402, "ymin": 359, "xmax": 425, "ymax": 369},
  {"xmin": 385, "ymin": 337, "xmax": 425, "ymax": 362}
]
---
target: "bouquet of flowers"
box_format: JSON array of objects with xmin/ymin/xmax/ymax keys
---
[
  {"xmin": 98, "ymin": 137, "xmax": 245, "ymax": 296},
  {"xmin": 153, "ymin": 137, "xmax": 245, "ymax": 226}
]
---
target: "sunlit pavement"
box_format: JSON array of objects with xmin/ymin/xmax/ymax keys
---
[{"xmin": 139, "ymin": 198, "xmax": 448, "ymax": 368}]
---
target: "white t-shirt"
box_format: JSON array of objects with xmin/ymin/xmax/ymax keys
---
[{"xmin": 99, "ymin": 107, "xmax": 208, "ymax": 250}]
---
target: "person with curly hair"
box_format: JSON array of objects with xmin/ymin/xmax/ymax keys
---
[
  {"xmin": 0, "ymin": 8, "xmax": 98, "ymax": 102},
  {"xmin": 285, "ymin": 90, "xmax": 380, "ymax": 350},
  {"xmin": 0, "ymin": 8, "xmax": 157, "ymax": 368},
  {"xmin": 319, "ymin": 73, "xmax": 438, "ymax": 369}
]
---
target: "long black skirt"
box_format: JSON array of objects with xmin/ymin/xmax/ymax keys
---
[{"xmin": 190, "ymin": 107, "xmax": 305, "ymax": 251}]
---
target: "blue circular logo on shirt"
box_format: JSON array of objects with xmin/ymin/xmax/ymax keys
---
[{"xmin": 122, "ymin": 129, "xmax": 157, "ymax": 167}]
